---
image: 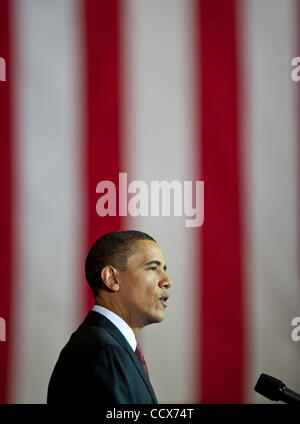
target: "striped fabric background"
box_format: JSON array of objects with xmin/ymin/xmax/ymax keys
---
[{"xmin": 1, "ymin": 0, "xmax": 300, "ymax": 404}]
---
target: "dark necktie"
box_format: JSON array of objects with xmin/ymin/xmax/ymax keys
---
[{"xmin": 135, "ymin": 343, "xmax": 149, "ymax": 377}]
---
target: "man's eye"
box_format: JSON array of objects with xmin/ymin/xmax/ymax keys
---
[{"xmin": 148, "ymin": 267, "xmax": 157, "ymax": 271}]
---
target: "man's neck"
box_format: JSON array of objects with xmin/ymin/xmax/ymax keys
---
[{"xmin": 94, "ymin": 298, "xmax": 142, "ymax": 335}]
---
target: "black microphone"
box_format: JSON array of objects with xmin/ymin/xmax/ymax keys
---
[{"xmin": 254, "ymin": 373, "xmax": 300, "ymax": 404}]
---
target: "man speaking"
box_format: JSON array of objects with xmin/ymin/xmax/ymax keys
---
[{"xmin": 47, "ymin": 230, "xmax": 172, "ymax": 404}]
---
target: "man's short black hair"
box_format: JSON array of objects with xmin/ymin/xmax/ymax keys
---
[{"xmin": 85, "ymin": 230, "xmax": 156, "ymax": 297}]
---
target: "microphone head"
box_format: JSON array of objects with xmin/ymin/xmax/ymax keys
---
[{"xmin": 254, "ymin": 373, "xmax": 286, "ymax": 401}]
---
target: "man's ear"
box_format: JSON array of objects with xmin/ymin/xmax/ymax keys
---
[{"xmin": 100, "ymin": 266, "xmax": 119, "ymax": 292}]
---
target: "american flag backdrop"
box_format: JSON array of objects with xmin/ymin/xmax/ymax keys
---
[{"xmin": 1, "ymin": 0, "xmax": 300, "ymax": 404}]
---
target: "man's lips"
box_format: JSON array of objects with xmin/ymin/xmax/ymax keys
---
[{"xmin": 158, "ymin": 294, "xmax": 169, "ymax": 307}]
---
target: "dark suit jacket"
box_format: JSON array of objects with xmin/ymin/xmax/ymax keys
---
[{"xmin": 47, "ymin": 311, "xmax": 158, "ymax": 404}]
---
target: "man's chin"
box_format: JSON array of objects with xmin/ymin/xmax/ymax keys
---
[
  {"xmin": 151, "ymin": 312, "xmax": 165, "ymax": 324},
  {"xmin": 142, "ymin": 312, "xmax": 164, "ymax": 327}
]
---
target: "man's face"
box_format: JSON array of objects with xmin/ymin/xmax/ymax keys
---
[{"xmin": 116, "ymin": 239, "xmax": 172, "ymax": 330}]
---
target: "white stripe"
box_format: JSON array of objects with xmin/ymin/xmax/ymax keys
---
[
  {"xmin": 10, "ymin": 0, "xmax": 84, "ymax": 403},
  {"xmin": 122, "ymin": 0, "xmax": 198, "ymax": 403},
  {"xmin": 240, "ymin": 0, "xmax": 300, "ymax": 402}
]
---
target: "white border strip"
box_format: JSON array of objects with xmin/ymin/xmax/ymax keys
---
[
  {"xmin": 10, "ymin": 0, "xmax": 83, "ymax": 403},
  {"xmin": 122, "ymin": 0, "xmax": 198, "ymax": 403},
  {"xmin": 240, "ymin": 0, "xmax": 300, "ymax": 402}
]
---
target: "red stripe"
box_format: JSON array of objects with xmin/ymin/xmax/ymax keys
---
[
  {"xmin": 0, "ymin": 0, "xmax": 13, "ymax": 404},
  {"xmin": 196, "ymin": 0, "xmax": 245, "ymax": 402},
  {"xmin": 83, "ymin": 0, "xmax": 123, "ymax": 314}
]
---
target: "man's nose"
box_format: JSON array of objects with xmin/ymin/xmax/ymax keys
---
[{"xmin": 159, "ymin": 271, "xmax": 172, "ymax": 289}]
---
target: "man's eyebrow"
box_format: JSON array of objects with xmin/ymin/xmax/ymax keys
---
[{"xmin": 145, "ymin": 260, "xmax": 167, "ymax": 271}]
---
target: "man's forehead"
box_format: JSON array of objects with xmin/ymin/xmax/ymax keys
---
[{"xmin": 130, "ymin": 239, "xmax": 165, "ymax": 262}]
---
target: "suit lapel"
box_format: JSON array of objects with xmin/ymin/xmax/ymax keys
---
[
  {"xmin": 112, "ymin": 332, "xmax": 158, "ymax": 403},
  {"xmin": 81, "ymin": 311, "xmax": 158, "ymax": 403}
]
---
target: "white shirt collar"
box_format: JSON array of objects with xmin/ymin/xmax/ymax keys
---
[{"xmin": 92, "ymin": 304, "xmax": 137, "ymax": 351}]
